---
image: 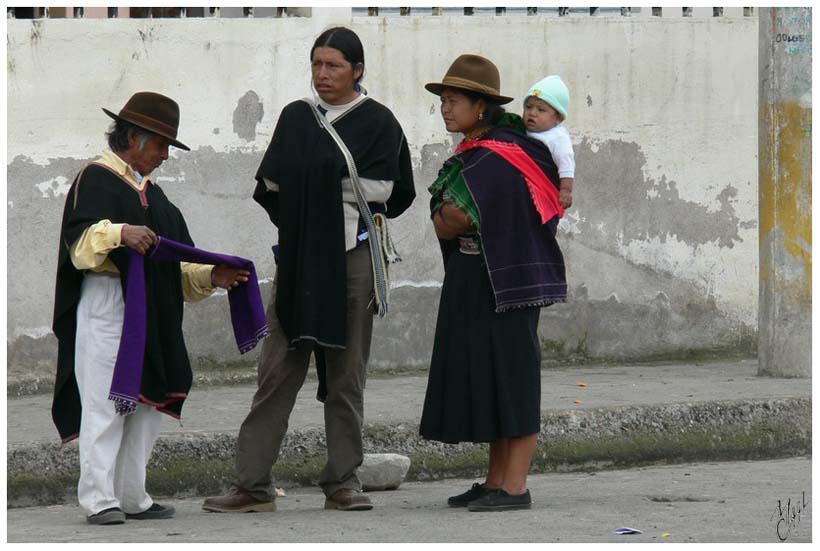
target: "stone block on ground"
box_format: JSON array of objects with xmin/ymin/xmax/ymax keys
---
[{"xmin": 359, "ymin": 453, "xmax": 411, "ymax": 491}]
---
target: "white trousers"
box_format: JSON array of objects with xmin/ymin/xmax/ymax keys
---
[{"xmin": 75, "ymin": 273, "xmax": 162, "ymax": 515}]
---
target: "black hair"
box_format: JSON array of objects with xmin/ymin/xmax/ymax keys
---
[
  {"xmin": 106, "ymin": 119, "xmax": 152, "ymax": 152},
  {"xmin": 310, "ymin": 26, "xmax": 365, "ymax": 83},
  {"xmin": 106, "ymin": 119, "xmax": 136, "ymax": 152},
  {"xmin": 454, "ymin": 88, "xmax": 507, "ymax": 126}
]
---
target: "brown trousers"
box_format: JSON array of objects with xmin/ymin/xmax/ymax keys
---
[{"xmin": 234, "ymin": 243, "xmax": 374, "ymax": 499}]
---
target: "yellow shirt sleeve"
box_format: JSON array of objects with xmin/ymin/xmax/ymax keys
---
[
  {"xmin": 181, "ymin": 262, "xmax": 216, "ymax": 302},
  {"xmin": 69, "ymin": 220, "xmax": 125, "ymax": 271},
  {"xmin": 72, "ymin": 220, "xmax": 215, "ymax": 301}
]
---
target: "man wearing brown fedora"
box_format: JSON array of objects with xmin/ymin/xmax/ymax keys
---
[{"xmin": 52, "ymin": 91, "xmax": 248, "ymax": 525}]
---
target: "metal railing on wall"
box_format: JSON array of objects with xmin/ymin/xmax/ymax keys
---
[
  {"xmin": 7, "ymin": 6, "xmax": 757, "ymax": 19},
  {"xmin": 6, "ymin": 7, "xmax": 308, "ymax": 18},
  {"xmin": 358, "ymin": 7, "xmax": 756, "ymax": 17}
]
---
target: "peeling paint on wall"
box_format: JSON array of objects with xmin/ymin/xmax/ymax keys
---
[
  {"xmin": 35, "ymin": 176, "xmax": 70, "ymax": 198},
  {"xmin": 418, "ymin": 140, "xmax": 458, "ymax": 182},
  {"xmin": 12, "ymin": 326, "xmax": 54, "ymax": 340},
  {"xmin": 233, "ymin": 91, "xmax": 264, "ymax": 142},
  {"xmin": 573, "ymin": 138, "xmax": 743, "ymax": 252},
  {"xmin": 9, "ymin": 155, "xmax": 90, "ymax": 207}
]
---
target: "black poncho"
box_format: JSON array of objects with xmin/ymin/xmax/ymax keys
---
[
  {"xmin": 253, "ymin": 97, "xmax": 415, "ymax": 350},
  {"xmin": 52, "ymin": 163, "xmax": 195, "ymax": 442}
]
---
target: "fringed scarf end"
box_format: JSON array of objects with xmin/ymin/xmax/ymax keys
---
[{"xmin": 368, "ymin": 295, "xmax": 388, "ymax": 318}]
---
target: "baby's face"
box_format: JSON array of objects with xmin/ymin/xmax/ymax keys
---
[{"xmin": 523, "ymin": 96, "xmax": 563, "ymax": 132}]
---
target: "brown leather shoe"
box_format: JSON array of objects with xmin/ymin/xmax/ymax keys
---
[
  {"xmin": 324, "ymin": 488, "xmax": 373, "ymax": 511},
  {"xmin": 202, "ymin": 487, "xmax": 275, "ymax": 513}
]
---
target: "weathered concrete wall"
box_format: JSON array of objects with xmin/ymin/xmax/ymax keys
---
[{"xmin": 7, "ymin": 14, "xmax": 760, "ymax": 387}]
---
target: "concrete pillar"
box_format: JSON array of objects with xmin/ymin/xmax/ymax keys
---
[{"xmin": 758, "ymin": 8, "xmax": 812, "ymax": 377}]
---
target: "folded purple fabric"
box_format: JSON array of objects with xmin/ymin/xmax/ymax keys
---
[{"xmin": 109, "ymin": 236, "xmax": 269, "ymax": 414}]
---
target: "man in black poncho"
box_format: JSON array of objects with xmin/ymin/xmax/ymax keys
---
[
  {"xmin": 52, "ymin": 92, "xmax": 249, "ymax": 525},
  {"xmin": 203, "ymin": 27, "xmax": 415, "ymax": 514}
]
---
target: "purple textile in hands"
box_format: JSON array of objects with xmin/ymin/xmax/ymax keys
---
[{"xmin": 109, "ymin": 236, "xmax": 269, "ymax": 414}]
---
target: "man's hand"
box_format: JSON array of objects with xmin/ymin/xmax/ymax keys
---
[
  {"xmin": 211, "ymin": 265, "xmax": 251, "ymax": 290},
  {"xmin": 121, "ymin": 224, "xmax": 157, "ymax": 255},
  {"xmin": 559, "ymin": 188, "xmax": 573, "ymax": 209}
]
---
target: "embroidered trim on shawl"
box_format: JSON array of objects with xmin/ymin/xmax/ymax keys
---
[
  {"xmin": 89, "ymin": 161, "xmax": 153, "ymax": 205},
  {"xmin": 239, "ymin": 324, "xmax": 274, "ymax": 354},
  {"xmin": 139, "ymin": 393, "xmax": 188, "ymax": 409},
  {"xmin": 495, "ymin": 296, "xmax": 567, "ymax": 313}
]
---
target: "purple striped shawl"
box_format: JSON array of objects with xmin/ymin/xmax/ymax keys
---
[{"xmin": 109, "ymin": 237, "xmax": 269, "ymax": 414}]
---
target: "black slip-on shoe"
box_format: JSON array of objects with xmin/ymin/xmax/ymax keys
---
[
  {"xmin": 87, "ymin": 507, "xmax": 126, "ymax": 525},
  {"xmin": 447, "ymin": 482, "xmax": 493, "ymax": 508},
  {"xmin": 467, "ymin": 489, "xmax": 532, "ymax": 511},
  {"xmin": 125, "ymin": 503, "xmax": 175, "ymax": 520}
]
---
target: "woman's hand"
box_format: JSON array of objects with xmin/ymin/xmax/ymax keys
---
[
  {"xmin": 433, "ymin": 210, "xmax": 459, "ymax": 240},
  {"xmin": 210, "ymin": 265, "xmax": 251, "ymax": 290},
  {"xmin": 433, "ymin": 203, "xmax": 473, "ymax": 240},
  {"xmin": 121, "ymin": 224, "xmax": 157, "ymax": 255}
]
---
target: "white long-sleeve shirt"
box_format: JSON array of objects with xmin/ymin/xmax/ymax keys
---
[{"xmin": 527, "ymin": 124, "xmax": 575, "ymax": 179}]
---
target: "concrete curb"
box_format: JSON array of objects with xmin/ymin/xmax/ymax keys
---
[{"xmin": 8, "ymin": 397, "xmax": 811, "ymax": 508}]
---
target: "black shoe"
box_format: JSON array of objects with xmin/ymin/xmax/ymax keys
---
[
  {"xmin": 447, "ymin": 482, "xmax": 493, "ymax": 508},
  {"xmin": 125, "ymin": 503, "xmax": 175, "ymax": 520},
  {"xmin": 467, "ymin": 489, "xmax": 532, "ymax": 511},
  {"xmin": 87, "ymin": 507, "xmax": 126, "ymax": 525}
]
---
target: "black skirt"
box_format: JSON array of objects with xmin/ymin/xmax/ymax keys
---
[{"xmin": 420, "ymin": 250, "xmax": 542, "ymax": 444}]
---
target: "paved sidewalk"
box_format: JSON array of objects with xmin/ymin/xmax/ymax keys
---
[
  {"xmin": 7, "ymin": 457, "xmax": 812, "ymax": 543},
  {"xmin": 8, "ymin": 358, "xmax": 811, "ymax": 510},
  {"xmin": 7, "ymin": 358, "xmax": 808, "ymax": 446}
]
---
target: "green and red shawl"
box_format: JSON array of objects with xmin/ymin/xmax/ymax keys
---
[{"xmin": 429, "ymin": 114, "xmax": 568, "ymax": 311}]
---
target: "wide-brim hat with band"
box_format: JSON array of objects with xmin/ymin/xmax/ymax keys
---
[
  {"xmin": 425, "ymin": 54, "xmax": 514, "ymax": 105},
  {"xmin": 102, "ymin": 91, "xmax": 190, "ymax": 151}
]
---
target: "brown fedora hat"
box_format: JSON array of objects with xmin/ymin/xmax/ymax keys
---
[
  {"xmin": 425, "ymin": 54, "xmax": 513, "ymax": 105},
  {"xmin": 103, "ymin": 91, "xmax": 190, "ymax": 151}
]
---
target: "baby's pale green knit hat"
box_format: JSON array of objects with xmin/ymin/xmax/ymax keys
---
[{"xmin": 525, "ymin": 75, "xmax": 570, "ymax": 120}]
